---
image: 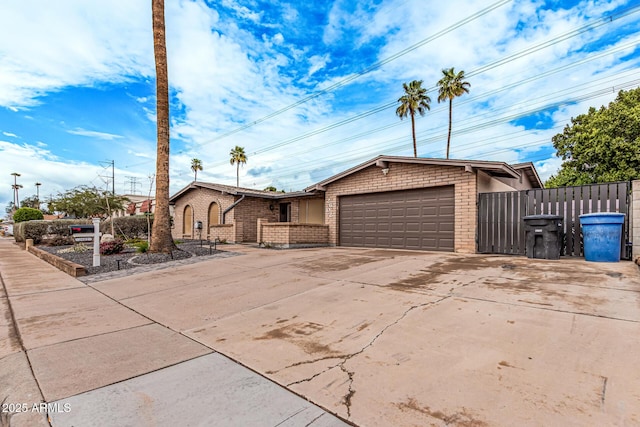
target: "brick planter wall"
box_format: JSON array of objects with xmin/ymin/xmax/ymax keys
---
[
  {"xmin": 208, "ymin": 223, "xmax": 243, "ymax": 243},
  {"xmin": 260, "ymin": 222, "xmax": 329, "ymax": 248},
  {"xmin": 27, "ymin": 246, "xmax": 86, "ymax": 277}
]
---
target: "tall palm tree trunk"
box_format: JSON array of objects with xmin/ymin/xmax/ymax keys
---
[
  {"xmin": 410, "ymin": 113, "xmax": 417, "ymax": 157},
  {"xmin": 446, "ymin": 99, "xmax": 453, "ymax": 159},
  {"xmin": 236, "ymin": 163, "xmax": 240, "ymax": 187},
  {"xmin": 150, "ymin": 0, "xmax": 177, "ymax": 253}
]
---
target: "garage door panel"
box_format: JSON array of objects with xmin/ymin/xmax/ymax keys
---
[
  {"xmin": 406, "ymin": 222, "xmax": 421, "ymax": 232},
  {"xmin": 440, "ymin": 206, "xmax": 455, "ymax": 215},
  {"xmin": 340, "ymin": 186, "xmax": 454, "ymax": 252},
  {"xmin": 391, "ymin": 222, "xmax": 405, "ymax": 232}
]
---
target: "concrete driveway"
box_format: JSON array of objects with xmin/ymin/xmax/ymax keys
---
[{"xmin": 2, "ymin": 239, "xmax": 640, "ymax": 426}]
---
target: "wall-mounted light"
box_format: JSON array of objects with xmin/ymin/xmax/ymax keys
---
[
  {"xmin": 269, "ymin": 204, "xmax": 274, "ymax": 211},
  {"xmin": 382, "ymin": 168, "xmax": 390, "ymax": 176}
]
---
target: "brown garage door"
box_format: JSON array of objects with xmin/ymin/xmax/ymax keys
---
[{"xmin": 339, "ymin": 186, "xmax": 454, "ymax": 251}]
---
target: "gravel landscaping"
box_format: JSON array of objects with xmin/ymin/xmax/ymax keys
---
[{"xmin": 37, "ymin": 240, "xmax": 230, "ymax": 275}]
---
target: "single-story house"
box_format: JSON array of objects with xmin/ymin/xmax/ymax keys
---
[
  {"xmin": 169, "ymin": 155, "xmax": 542, "ymax": 252},
  {"xmin": 169, "ymin": 183, "xmax": 325, "ymax": 243}
]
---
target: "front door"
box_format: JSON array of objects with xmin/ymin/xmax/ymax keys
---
[{"xmin": 279, "ymin": 203, "xmax": 291, "ymax": 222}]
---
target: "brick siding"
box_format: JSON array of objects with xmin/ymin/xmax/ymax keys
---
[{"xmin": 171, "ymin": 189, "xmax": 308, "ymax": 242}]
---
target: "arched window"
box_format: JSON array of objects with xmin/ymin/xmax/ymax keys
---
[
  {"xmin": 208, "ymin": 202, "xmax": 220, "ymax": 227},
  {"xmin": 183, "ymin": 205, "xmax": 193, "ymax": 237}
]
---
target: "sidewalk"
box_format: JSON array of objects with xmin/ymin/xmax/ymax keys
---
[{"xmin": 0, "ymin": 238, "xmax": 348, "ymax": 427}]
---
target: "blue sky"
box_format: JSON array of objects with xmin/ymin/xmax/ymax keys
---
[{"xmin": 1, "ymin": 0, "xmax": 639, "ymax": 211}]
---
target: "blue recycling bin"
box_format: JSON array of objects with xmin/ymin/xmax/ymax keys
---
[{"xmin": 579, "ymin": 213, "xmax": 625, "ymax": 262}]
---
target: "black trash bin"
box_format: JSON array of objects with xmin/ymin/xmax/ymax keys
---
[{"xmin": 523, "ymin": 215, "xmax": 563, "ymax": 260}]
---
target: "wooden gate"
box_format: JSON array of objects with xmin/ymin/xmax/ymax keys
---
[{"xmin": 478, "ymin": 182, "xmax": 631, "ymax": 259}]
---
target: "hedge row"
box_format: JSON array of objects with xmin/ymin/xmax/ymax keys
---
[
  {"xmin": 14, "ymin": 216, "xmax": 154, "ymax": 244},
  {"xmin": 13, "ymin": 219, "xmax": 92, "ymax": 244},
  {"xmin": 102, "ymin": 216, "xmax": 153, "ymax": 240}
]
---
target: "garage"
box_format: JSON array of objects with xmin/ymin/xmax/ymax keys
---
[{"xmin": 339, "ymin": 185, "xmax": 454, "ymax": 251}]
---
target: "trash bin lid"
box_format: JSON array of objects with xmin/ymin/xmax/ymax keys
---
[
  {"xmin": 523, "ymin": 214, "xmax": 563, "ymax": 220},
  {"xmin": 579, "ymin": 212, "xmax": 625, "ymax": 224}
]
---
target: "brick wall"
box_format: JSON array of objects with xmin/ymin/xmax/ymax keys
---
[
  {"xmin": 172, "ymin": 188, "xmax": 235, "ymax": 239},
  {"xmin": 260, "ymin": 222, "xmax": 329, "ymax": 248},
  {"xmin": 208, "ymin": 224, "xmax": 236, "ymax": 243},
  {"xmin": 171, "ymin": 188, "xmax": 304, "ymax": 242},
  {"xmin": 323, "ymin": 163, "xmax": 477, "ymax": 253},
  {"xmin": 234, "ymin": 198, "xmax": 280, "ymax": 242}
]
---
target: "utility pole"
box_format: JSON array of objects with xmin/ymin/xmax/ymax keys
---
[
  {"xmin": 99, "ymin": 160, "xmax": 115, "ymax": 195},
  {"xmin": 35, "ymin": 182, "xmax": 42, "ymax": 210},
  {"xmin": 11, "ymin": 172, "xmax": 21, "ymax": 209},
  {"xmin": 125, "ymin": 176, "xmax": 140, "ymax": 194}
]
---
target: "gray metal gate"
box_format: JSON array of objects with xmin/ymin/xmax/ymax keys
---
[{"xmin": 478, "ymin": 182, "xmax": 631, "ymax": 259}]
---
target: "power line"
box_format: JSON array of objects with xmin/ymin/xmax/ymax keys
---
[
  {"xmin": 192, "ymin": 2, "xmax": 640, "ymax": 152},
  {"xmin": 257, "ymin": 79, "xmax": 640, "ymax": 184},
  {"xmin": 165, "ymin": 11, "xmax": 640, "ymax": 173},
  {"xmin": 199, "ymin": 0, "xmax": 513, "ymax": 145}
]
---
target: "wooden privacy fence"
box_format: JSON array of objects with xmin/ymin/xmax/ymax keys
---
[{"xmin": 478, "ymin": 182, "xmax": 631, "ymax": 259}]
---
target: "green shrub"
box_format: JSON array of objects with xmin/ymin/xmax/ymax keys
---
[
  {"xmin": 58, "ymin": 243, "xmax": 89, "ymax": 253},
  {"xmin": 13, "ymin": 208, "xmax": 44, "ymax": 223},
  {"xmin": 45, "ymin": 235, "xmax": 75, "ymax": 246},
  {"xmin": 125, "ymin": 237, "xmax": 145, "ymax": 245},
  {"xmin": 13, "ymin": 218, "xmax": 95, "ymax": 244},
  {"xmin": 105, "ymin": 216, "xmax": 153, "ymax": 239},
  {"xmin": 100, "ymin": 239, "xmax": 125, "ymax": 255},
  {"xmin": 48, "ymin": 219, "xmax": 91, "ymax": 236},
  {"xmin": 134, "ymin": 241, "xmax": 149, "ymax": 253},
  {"xmin": 13, "ymin": 221, "xmax": 49, "ymax": 244}
]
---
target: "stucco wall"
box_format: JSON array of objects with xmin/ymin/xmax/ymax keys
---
[
  {"xmin": 477, "ymin": 170, "xmax": 539, "ymax": 193},
  {"xmin": 323, "ymin": 162, "xmax": 477, "ymax": 253}
]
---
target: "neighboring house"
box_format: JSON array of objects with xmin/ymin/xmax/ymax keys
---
[
  {"xmin": 169, "ymin": 155, "xmax": 542, "ymax": 252},
  {"xmin": 114, "ymin": 195, "xmax": 163, "ymax": 217},
  {"xmin": 169, "ymin": 183, "xmax": 325, "ymax": 243}
]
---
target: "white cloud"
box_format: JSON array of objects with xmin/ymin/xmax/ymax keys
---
[
  {"xmin": 272, "ymin": 33, "xmax": 285, "ymax": 45},
  {"xmin": 308, "ymin": 54, "xmax": 331, "ymax": 76},
  {"xmin": 0, "ymin": 0, "xmax": 153, "ymax": 108},
  {"xmin": 2, "ymin": 132, "xmax": 17, "ymax": 138},
  {"xmin": 67, "ymin": 128, "xmax": 124, "ymax": 140}
]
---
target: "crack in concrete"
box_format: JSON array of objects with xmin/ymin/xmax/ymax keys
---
[
  {"xmin": 601, "ymin": 376, "xmax": 608, "ymax": 407},
  {"xmin": 460, "ymin": 295, "xmax": 640, "ymax": 324},
  {"xmin": 271, "ymin": 355, "xmax": 346, "ymax": 375},
  {"xmin": 286, "ymin": 294, "xmax": 453, "ymax": 418},
  {"xmin": 338, "ymin": 364, "xmax": 355, "ymax": 418}
]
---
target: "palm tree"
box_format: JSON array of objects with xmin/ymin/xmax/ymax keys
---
[
  {"xmin": 437, "ymin": 67, "xmax": 470, "ymax": 159},
  {"xmin": 149, "ymin": 0, "xmax": 177, "ymax": 254},
  {"xmin": 396, "ymin": 80, "xmax": 431, "ymax": 157},
  {"xmin": 229, "ymin": 146, "xmax": 247, "ymax": 188},
  {"xmin": 191, "ymin": 158, "xmax": 203, "ymax": 181}
]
